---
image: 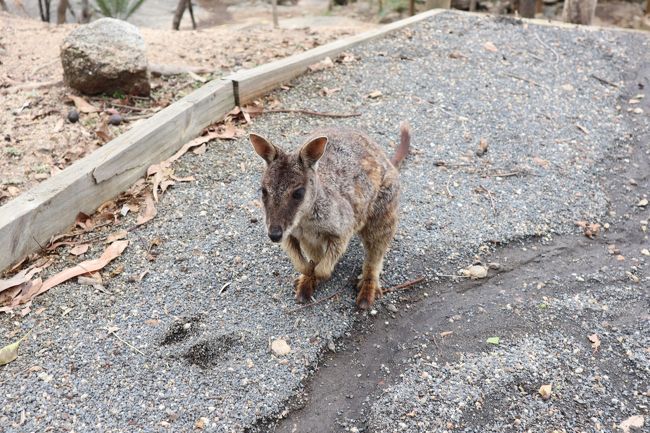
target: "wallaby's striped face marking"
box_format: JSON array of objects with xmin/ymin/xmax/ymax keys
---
[{"xmin": 249, "ymin": 134, "xmax": 328, "ymax": 243}]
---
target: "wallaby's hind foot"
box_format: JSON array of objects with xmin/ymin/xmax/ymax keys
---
[
  {"xmin": 356, "ymin": 277, "xmax": 383, "ymax": 310},
  {"xmin": 294, "ymin": 274, "xmax": 317, "ymax": 303}
]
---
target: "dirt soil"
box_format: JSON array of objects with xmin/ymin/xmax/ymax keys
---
[{"xmin": 0, "ymin": 9, "xmax": 372, "ymax": 205}]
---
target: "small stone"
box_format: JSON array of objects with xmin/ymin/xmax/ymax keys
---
[
  {"xmin": 637, "ymin": 198, "xmax": 648, "ymax": 207},
  {"xmin": 67, "ymin": 109, "xmax": 79, "ymax": 123},
  {"xmin": 108, "ymin": 113, "xmax": 122, "ymax": 125},
  {"xmin": 194, "ymin": 417, "xmax": 209, "ymax": 430},
  {"xmin": 271, "ymin": 338, "xmax": 291, "ymax": 356},
  {"xmin": 575, "ymin": 367, "xmax": 584, "ymax": 374},
  {"xmin": 539, "ymin": 384, "xmax": 552, "ymax": 400},
  {"xmin": 386, "ymin": 304, "xmax": 398, "ymax": 313},
  {"xmin": 632, "ymin": 107, "xmax": 644, "ymax": 114},
  {"xmin": 641, "ymin": 249, "xmax": 650, "ymax": 257},
  {"xmin": 370, "ymin": 309, "xmax": 378, "ymax": 316}
]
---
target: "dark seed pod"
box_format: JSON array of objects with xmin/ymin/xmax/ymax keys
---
[
  {"xmin": 108, "ymin": 113, "xmax": 122, "ymax": 125},
  {"xmin": 67, "ymin": 109, "xmax": 79, "ymax": 123}
]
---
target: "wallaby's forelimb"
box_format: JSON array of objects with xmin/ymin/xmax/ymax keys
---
[
  {"xmin": 313, "ymin": 236, "xmax": 351, "ymax": 280},
  {"xmin": 284, "ymin": 235, "xmax": 312, "ymax": 275}
]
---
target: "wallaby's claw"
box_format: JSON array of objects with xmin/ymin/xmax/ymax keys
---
[
  {"xmin": 295, "ymin": 274, "xmax": 316, "ymax": 304},
  {"xmin": 356, "ymin": 278, "xmax": 380, "ymax": 310}
]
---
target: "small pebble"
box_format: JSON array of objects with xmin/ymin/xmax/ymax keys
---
[
  {"xmin": 67, "ymin": 109, "xmax": 79, "ymax": 123},
  {"xmin": 109, "ymin": 113, "xmax": 122, "ymax": 125}
]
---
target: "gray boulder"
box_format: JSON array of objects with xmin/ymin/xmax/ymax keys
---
[{"xmin": 60, "ymin": 18, "xmax": 150, "ymax": 96}]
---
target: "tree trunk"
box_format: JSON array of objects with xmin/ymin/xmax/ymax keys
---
[
  {"xmin": 80, "ymin": 0, "xmax": 91, "ymax": 23},
  {"xmin": 425, "ymin": 0, "xmax": 451, "ymax": 9},
  {"xmin": 519, "ymin": 0, "xmax": 535, "ymax": 17},
  {"xmin": 562, "ymin": 0, "xmax": 597, "ymax": 25},
  {"xmin": 57, "ymin": 0, "xmax": 68, "ymax": 24},
  {"xmin": 173, "ymin": 0, "xmax": 188, "ymax": 30},
  {"xmin": 0, "ymin": 0, "xmax": 8, "ymax": 12},
  {"xmin": 272, "ymin": 0, "xmax": 279, "ymax": 28},
  {"xmin": 408, "ymin": 0, "xmax": 415, "ymax": 15},
  {"xmin": 38, "ymin": 0, "xmax": 51, "ymax": 22}
]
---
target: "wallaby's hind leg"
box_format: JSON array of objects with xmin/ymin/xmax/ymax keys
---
[{"xmin": 357, "ymin": 192, "xmax": 398, "ymax": 309}]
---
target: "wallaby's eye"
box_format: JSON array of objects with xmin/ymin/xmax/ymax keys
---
[
  {"xmin": 292, "ymin": 187, "xmax": 305, "ymax": 201},
  {"xmin": 261, "ymin": 187, "xmax": 268, "ymax": 199}
]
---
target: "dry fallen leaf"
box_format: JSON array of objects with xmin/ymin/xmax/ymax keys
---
[
  {"xmin": 476, "ymin": 138, "xmax": 488, "ymax": 157},
  {"xmin": 0, "ymin": 331, "xmax": 31, "ymax": 366},
  {"xmin": 538, "ymin": 384, "xmax": 552, "ymax": 400},
  {"xmin": 308, "ymin": 56, "xmax": 334, "ymax": 72},
  {"xmin": 367, "ymin": 90, "xmax": 383, "ymax": 99},
  {"xmin": 67, "ymin": 94, "xmax": 99, "ymax": 113},
  {"xmin": 588, "ymin": 333, "xmax": 601, "ymax": 352},
  {"xmin": 271, "ymin": 338, "xmax": 291, "ymax": 356},
  {"xmin": 95, "ymin": 120, "xmax": 113, "ymax": 144},
  {"xmin": 619, "ymin": 415, "xmax": 645, "ymax": 433},
  {"xmin": 192, "ymin": 143, "xmax": 207, "ymax": 155},
  {"xmin": 439, "ymin": 330, "xmax": 453, "ymax": 337},
  {"xmin": 136, "ymin": 194, "xmax": 157, "ymax": 226},
  {"xmin": 483, "ymin": 41, "xmax": 498, "ymax": 53},
  {"xmin": 25, "ymin": 240, "xmax": 129, "ymax": 303},
  {"xmin": 69, "ymin": 244, "xmax": 90, "ymax": 256},
  {"xmin": 533, "ymin": 156, "xmax": 550, "ymax": 169},
  {"xmin": 106, "ymin": 230, "xmax": 128, "ymax": 243},
  {"xmin": 75, "ymin": 212, "xmax": 94, "ymax": 230},
  {"xmin": 319, "ymin": 87, "xmax": 341, "ymax": 97},
  {"xmin": 0, "ymin": 268, "xmax": 40, "ymax": 294}
]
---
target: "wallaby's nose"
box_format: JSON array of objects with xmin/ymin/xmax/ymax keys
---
[{"xmin": 268, "ymin": 225, "xmax": 283, "ymax": 243}]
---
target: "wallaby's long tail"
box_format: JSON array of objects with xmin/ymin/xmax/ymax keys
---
[{"xmin": 390, "ymin": 121, "xmax": 410, "ymax": 168}]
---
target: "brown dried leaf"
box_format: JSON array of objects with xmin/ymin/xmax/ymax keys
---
[
  {"xmin": 95, "ymin": 120, "xmax": 112, "ymax": 144},
  {"xmin": 192, "ymin": 143, "xmax": 207, "ymax": 155},
  {"xmin": 67, "ymin": 94, "xmax": 99, "ymax": 113},
  {"xmin": 533, "ymin": 156, "xmax": 549, "ymax": 169},
  {"xmin": 538, "ymin": 384, "xmax": 552, "ymax": 400},
  {"xmin": 308, "ymin": 56, "xmax": 334, "ymax": 72},
  {"xmin": 136, "ymin": 194, "xmax": 157, "ymax": 226},
  {"xmin": 106, "ymin": 230, "xmax": 128, "ymax": 243},
  {"xmin": 75, "ymin": 212, "xmax": 92, "ymax": 230},
  {"xmin": 588, "ymin": 333, "xmax": 601, "ymax": 352},
  {"xmin": 319, "ymin": 87, "xmax": 341, "ymax": 97},
  {"xmin": 69, "ymin": 244, "xmax": 90, "ymax": 256},
  {"xmin": 0, "ymin": 268, "xmax": 40, "ymax": 294},
  {"xmin": 476, "ymin": 138, "xmax": 489, "ymax": 156},
  {"xmin": 483, "ymin": 41, "xmax": 498, "ymax": 53}
]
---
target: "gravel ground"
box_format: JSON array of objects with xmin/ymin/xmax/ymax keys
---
[{"xmin": 1, "ymin": 11, "xmax": 649, "ymax": 432}]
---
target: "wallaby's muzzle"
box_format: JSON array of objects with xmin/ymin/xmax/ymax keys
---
[{"xmin": 268, "ymin": 225, "xmax": 283, "ymax": 243}]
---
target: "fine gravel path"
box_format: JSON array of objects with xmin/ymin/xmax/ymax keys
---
[{"xmin": 2, "ymin": 11, "xmax": 649, "ymax": 433}]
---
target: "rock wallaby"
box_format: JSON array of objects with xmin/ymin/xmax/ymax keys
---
[{"xmin": 249, "ymin": 122, "xmax": 410, "ymax": 309}]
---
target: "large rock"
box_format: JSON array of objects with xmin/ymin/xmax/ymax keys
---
[{"xmin": 60, "ymin": 18, "xmax": 150, "ymax": 96}]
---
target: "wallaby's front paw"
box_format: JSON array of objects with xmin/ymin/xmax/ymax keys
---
[
  {"xmin": 294, "ymin": 274, "xmax": 317, "ymax": 304},
  {"xmin": 356, "ymin": 278, "xmax": 382, "ymax": 310}
]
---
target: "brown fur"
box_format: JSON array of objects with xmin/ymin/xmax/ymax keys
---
[{"xmin": 250, "ymin": 123, "xmax": 410, "ymax": 309}]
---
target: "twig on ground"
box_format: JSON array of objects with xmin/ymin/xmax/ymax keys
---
[
  {"xmin": 591, "ymin": 74, "xmax": 619, "ymax": 88},
  {"xmin": 477, "ymin": 184, "xmax": 497, "ymax": 216},
  {"xmin": 287, "ymin": 290, "xmax": 342, "ymax": 313},
  {"xmin": 435, "ymin": 273, "xmax": 470, "ymax": 279},
  {"xmin": 124, "ymin": 114, "xmax": 153, "ymax": 122},
  {"xmin": 445, "ymin": 173, "xmax": 456, "ymax": 198},
  {"xmin": 260, "ymin": 109, "xmax": 361, "ymax": 118},
  {"xmin": 503, "ymin": 72, "xmax": 546, "ymax": 89},
  {"xmin": 490, "ymin": 170, "xmax": 523, "ymax": 178},
  {"xmin": 534, "ymin": 32, "xmax": 559, "ymax": 64},
  {"xmin": 2, "ymin": 79, "xmax": 62, "ymax": 94},
  {"xmin": 384, "ymin": 276, "xmax": 426, "ymax": 294},
  {"xmin": 30, "ymin": 59, "xmax": 59, "ymax": 76},
  {"xmin": 107, "ymin": 329, "xmax": 146, "ymax": 356},
  {"xmin": 107, "ymin": 103, "xmax": 149, "ymax": 112}
]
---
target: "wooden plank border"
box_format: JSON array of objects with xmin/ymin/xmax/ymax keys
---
[
  {"xmin": 227, "ymin": 9, "xmax": 448, "ymax": 105},
  {"xmin": 0, "ymin": 79, "xmax": 235, "ymax": 271}
]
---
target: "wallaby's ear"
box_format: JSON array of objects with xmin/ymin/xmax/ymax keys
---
[
  {"xmin": 250, "ymin": 133, "xmax": 279, "ymax": 164},
  {"xmin": 299, "ymin": 136, "xmax": 328, "ymax": 168}
]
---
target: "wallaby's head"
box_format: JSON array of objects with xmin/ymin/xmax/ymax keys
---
[{"xmin": 249, "ymin": 133, "xmax": 328, "ymax": 243}]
